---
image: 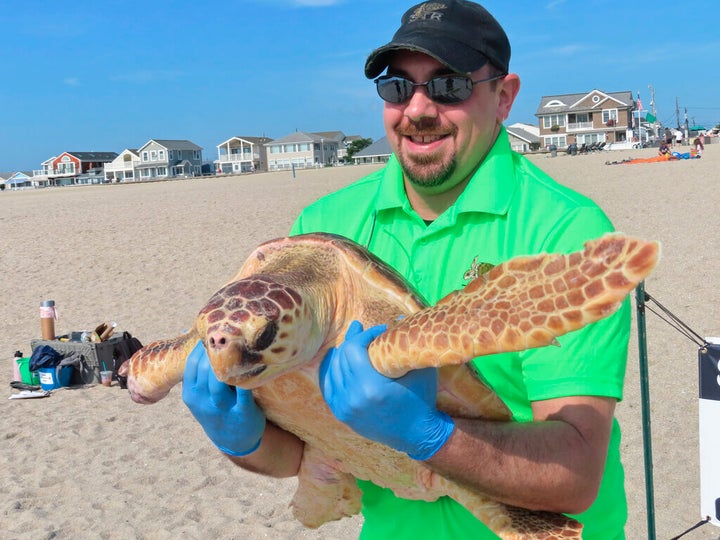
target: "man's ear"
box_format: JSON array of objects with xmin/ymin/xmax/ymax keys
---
[{"xmin": 497, "ymin": 74, "xmax": 520, "ymax": 122}]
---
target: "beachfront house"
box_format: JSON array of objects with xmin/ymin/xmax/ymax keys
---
[
  {"xmin": 265, "ymin": 131, "xmax": 342, "ymax": 171},
  {"xmin": 32, "ymin": 151, "xmax": 118, "ymax": 186},
  {"xmin": 506, "ymin": 123, "xmax": 541, "ymax": 153},
  {"xmin": 103, "ymin": 149, "xmax": 142, "ymax": 182},
  {"xmin": 135, "ymin": 139, "xmax": 203, "ymax": 180},
  {"xmin": 1, "ymin": 171, "xmax": 33, "ymax": 190},
  {"xmin": 215, "ymin": 136, "xmax": 272, "ymax": 174},
  {"xmin": 352, "ymin": 136, "xmax": 392, "ymax": 164},
  {"xmin": 536, "ymin": 90, "xmax": 634, "ymax": 150},
  {"xmin": 338, "ymin": 134, "xmax": 364, "ymax": 162}
]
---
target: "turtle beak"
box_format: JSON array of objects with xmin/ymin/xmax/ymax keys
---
[{"xmin": 205, "ymin": 329, "xmax": 269, "ymax": 387}]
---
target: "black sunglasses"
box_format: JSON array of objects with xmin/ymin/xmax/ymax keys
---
[{"xmin": 374, "ymin": 73, "xmax": 506, "ymax": 105}]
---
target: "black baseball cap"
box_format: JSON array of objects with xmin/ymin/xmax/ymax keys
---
[{"xmin": 364, "ymin": 0, "xmax": 510, "ymax": 79}]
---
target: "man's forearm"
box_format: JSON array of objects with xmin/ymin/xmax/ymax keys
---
[
  {"xmin": 227, "ymin": 423, "xmax": 305, "ymax": 478},
  {"xmin": 425, "ymin": 397, "xmax": 615, "ymax": 514}
]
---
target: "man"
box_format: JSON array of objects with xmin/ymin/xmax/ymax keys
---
[{"xmin": 183, "ymin": 2, "xmax": 630, "ymax": 538}]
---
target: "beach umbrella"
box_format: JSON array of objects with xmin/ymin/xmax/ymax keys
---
[{"xmin": 690, "ymin": 125, "xmax": 706, "ymax": 131}]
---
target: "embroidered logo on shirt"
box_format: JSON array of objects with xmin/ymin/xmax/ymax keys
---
[{"xmin": 463, "ymin": 256, "xmax": 495, "ymax": 283}]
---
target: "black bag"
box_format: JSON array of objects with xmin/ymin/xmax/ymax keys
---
[{"xmin": 113, "ymin": 331, "xmax": 144, "ymax": 389}]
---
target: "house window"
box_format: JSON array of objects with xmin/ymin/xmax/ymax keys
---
[
  {"xmin": 577, "ymin": 133, "xmax": 604, "ymax": 144},
  {"xmin": 193, "ymin": 150, "xmax": 200, "ymax": 160},
  {"xmin": 159, "ymin": 150, "xmax": 165, "ymax": 161},
  {"xmin": 270, "ymin": 145, "xmax": 281, "ymax": 154},
  {"xmin": 169, "ymin": 150, "xmax": 174, "ymax": 160},
  {"xmin": 142, "ymin": 152, "xmax": 149, "ymax": 161},
  {"xmin": 157, "ymin": 167, "xmax": 167, "ymax": 176},
  {"xmin": 602, "ymin": 109, "xmax": 619, "ymax": 123},
  {"xmin": 542, "ymin": 115, "xmax": 565, "ymax": 128},
  {"xmin": 544, "ymin": 135, "xmax": 567, "ymax": 147},
  {"xmin": 141, "ymin": 169, "xmax": 150, "ymax": 177},
  {"xmin": 150, "ymin": 151, "xmax": 158, "ymax": 161},
  {"xmin": 177, "ymin": 150, "xmax": 183, "ymax": 159}
]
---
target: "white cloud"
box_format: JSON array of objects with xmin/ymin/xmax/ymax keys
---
[{"xmin": 545, "ymin": 0, "xmax": 567, "ymax": 9}]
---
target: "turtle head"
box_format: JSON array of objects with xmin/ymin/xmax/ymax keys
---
[{"xmin": 197, "ymin": 276, "xmax": 320, "ymax": 389}]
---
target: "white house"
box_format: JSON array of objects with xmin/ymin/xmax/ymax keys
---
[{"xmin": 104, "ymin": 149, "xmax": 141, "ymax": 182}]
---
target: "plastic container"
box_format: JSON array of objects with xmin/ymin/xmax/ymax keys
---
[
  {"xmin": 100, "ymin": 370, "xmax": 113, "ymax": 386},
  {"xmin": 38, "ymin": 365, "xmax": 73, "ymax": 390},
  {"xmin": 40, "ymin": 300, "xmax": 58, "ymax": 340},
  {"xmin": 12, "ymin": 351, "xmax": 22, "ymax": 381},
  {"xmin": 17, "ymin": 357, "xmax": 40, "ymax": 385}
]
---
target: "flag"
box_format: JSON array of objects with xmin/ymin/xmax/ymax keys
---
[
  {"xmin": 637, "ymin": 94, "xmax": 643, "ymax": 111},
  {"xmin": 646, "ymin": 113, "xmax": 657, "ymax": 123}
]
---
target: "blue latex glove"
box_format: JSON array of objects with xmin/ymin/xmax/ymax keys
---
[
  {"xmin": 182, "ymin": 340, "xmax": 266, "ymax": 456},
  {"xmin": 319, "ymin": 320, "xmax": 454, "ymax": 461}
]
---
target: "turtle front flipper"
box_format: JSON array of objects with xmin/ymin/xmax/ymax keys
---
[
  {"xmin": 369, "ymin": 234, "xmax": 659, "ymax": 377},
  {"xmin": 124, "ymin": 329, "xmax": 200, "ymax": 404}
]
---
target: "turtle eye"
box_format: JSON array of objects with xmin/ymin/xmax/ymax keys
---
[{"xmin": 255, "ymin": 320, "xmax": 277, "ymax": 351}]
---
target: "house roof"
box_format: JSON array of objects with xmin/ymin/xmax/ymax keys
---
[
  {"xmin": 313, "ymin": 131, "xmax": 346, "ymax": 142},
  {"xmin": 266, "ymin": 131, "xmax": 311, "ymax": 144},
  {"xmin": 139, "ymin": 139, "xmax": 202, "ymax": 152},
  {"xmin": 267, "ymin": 131, "xmax": 348, "ymax": 146},
  {"xmin": 217, "ymin": 136, "xmax": 272, "ymax": 148},
  {"xmin": 506, "ymin": 126, "xmax": 540, "ymax": 144},
  {"xmin": 65, "ymin": 151, "xmax": 119, "ymax": 162},
  {"xmin": 354, "ymin": 137, "xmax": 392, "ymax": 158},
  {"xmin": 535, "ymin": 90, "xmax": 633, "ymax": 116},
  {"xmin": 6, "ymin": 171, "xmax": 32, "ymax": 183}
]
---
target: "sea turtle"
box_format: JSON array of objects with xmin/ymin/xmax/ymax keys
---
[{"xmin": 122, "ymin": 232, "xmax": 659, "ymax": 539}]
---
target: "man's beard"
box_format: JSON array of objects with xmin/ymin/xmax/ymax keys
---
[{"xmin": 397, "ymin": 149, "xmax": 457, "ymax": 189}]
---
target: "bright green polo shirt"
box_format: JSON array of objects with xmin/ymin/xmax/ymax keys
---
[{"xmin": 290, "ymin": 128, "xmax": 629, "ymax": 540}]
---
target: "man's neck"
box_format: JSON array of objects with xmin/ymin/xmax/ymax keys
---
[{"xmin": 405, "ymin": 176, "xmax": 472, "ymax": 221}]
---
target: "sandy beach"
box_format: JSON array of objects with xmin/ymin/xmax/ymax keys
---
[{"xmin": 2, "ymin": 143, "xmax": 719, "ymax": 539}]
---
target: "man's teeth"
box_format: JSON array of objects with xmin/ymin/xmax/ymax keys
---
[{"xmin": 410, "ymin": 135, "xmax": 443, "ymax": 143}]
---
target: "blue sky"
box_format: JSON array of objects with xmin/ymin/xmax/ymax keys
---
[{"xmin": 2, "ymin": 0, "xmax": 718, "ymax": 171}]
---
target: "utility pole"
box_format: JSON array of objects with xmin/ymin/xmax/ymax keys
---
[
  {"xmin": 648, "ymin": 84, "xmax": 657, "ymax": 118},
  {"xmin": 675, "ymin": 97, "xmax": 681, "ymax": 129}
]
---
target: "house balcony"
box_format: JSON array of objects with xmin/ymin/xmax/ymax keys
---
[
  {"xmin": 105, "ymin": 161, "xmax": 141, "ymax": 171},
  {"xmin": 217, "ymin": 154, "xmax": 256, "ymax": 163},
  {"xmin": 566, "ymin": 122, "xmax": 594, "ymax": 131},
  {"xmin": 44, "ymin": 170, "xmax": 78, "ymax": 178}
]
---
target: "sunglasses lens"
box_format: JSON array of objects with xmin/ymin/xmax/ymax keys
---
[
  {"xmin": 374, "ymin": 75, "xmax": 476, "ymax": 104},
  {"xmin": 376, "ymin": 77, "xmax": 410, "ymax": 104},
  {"xmin": 428, "ymin": 76, "xmax": 472, "ymax": 104}
]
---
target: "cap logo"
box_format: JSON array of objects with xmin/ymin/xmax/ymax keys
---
[{"xmin": 408, "ymin": 2, "xmax": 447, "ymax": 23}]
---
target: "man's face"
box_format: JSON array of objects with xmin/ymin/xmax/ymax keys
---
[{"xmin": 382, "ymin": 51, "xmax": 516, "ymax": 195}]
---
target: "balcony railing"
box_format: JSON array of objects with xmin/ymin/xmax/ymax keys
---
[
  {"xmin": 104, "ymin": 161, "xmax": 141, "ymax": 171},
  {"xmin": 217, "ymin": 154, "xmax": 256, "ymax": 162},
  {"xmin": 566, "ymin": 121, "xmax": 594, "ymax": 131}
]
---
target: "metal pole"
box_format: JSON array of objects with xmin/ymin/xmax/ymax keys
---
[{"xmin": 635, "ymin": 282, "xmax": 657, "ymax": 540}]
